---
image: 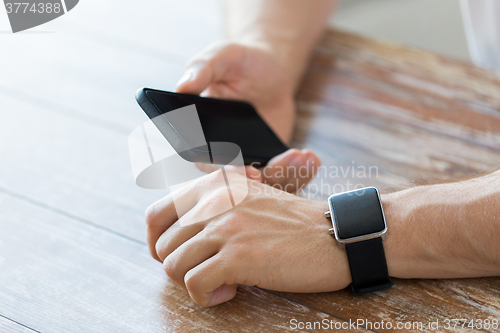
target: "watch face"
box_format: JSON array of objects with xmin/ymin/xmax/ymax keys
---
[{"xmin": 328, "ymin": 187, "xmax": 386, "ymax": 241}]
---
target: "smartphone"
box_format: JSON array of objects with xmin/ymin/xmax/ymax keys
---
[{"xmin": 135, "ymin": 88, "xmax": 288, "ymax": 166}]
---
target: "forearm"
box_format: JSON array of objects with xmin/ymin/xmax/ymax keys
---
[
  {"xmin": 223, "ymin": 0, "xmax": 337, "ymax": 92},
  {"xmin": 384, "ymin": 170, "xmax": 500, "ymax": 279}
]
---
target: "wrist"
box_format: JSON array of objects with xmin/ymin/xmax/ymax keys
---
[
  {"xmin": 382, "ymin": 187, "xmax": 454, "ymax": 279},
  {"xmin": 380, "ymin": 191, "xmax": 417, "ymax": 279},
  {"xmin": 382, "ymin": 186, "xmax": 467, "ymax": 279},
  {"xmin": 311, "ymin": 198, "xmax": 352, "ymax": 291},
  {"xmin": 382, "ymin": 178, "xmax": 500, "ymax": 280}
]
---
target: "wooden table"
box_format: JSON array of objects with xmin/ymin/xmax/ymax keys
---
[{"xmin": 1, "ymin": 2, "xmax": 500, "ymax": 331}]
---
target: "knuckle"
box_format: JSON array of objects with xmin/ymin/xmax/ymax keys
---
[
  {"xmin": 200, "ymin": 189, "xmax": 230, "ymax": 216},
  {"xmin": 192, "ymin": 295, "xmax": 210, "ymax": 308},
  {"xmin": 186, "ymin": 41, "xmax": 229, "ymax": 66},
  {"xmin": 217, "ymin": 212, "xmax": 244, "ymax": 236},
  {"xmin": 148, "ymin": 246, "xmax": 159, "ymax": 261},
  {"xmin": 188, "ymin": 41, "xmax": 247, "ymax": 72},
  {"xmin": 231, "ymin": 181, "xmax": 250, "ymax": 196},
  {"xmin": 155, "ymin": 239, "xmax": 165, "ymax": 261},
  {"xmin": 184, "ymin": 272, "xmax": 200, "ymax": 295},
  {"xmin": 154, "ymin": 229, "xmax": 180, "ymax": 261},
  {"xmin": 212, "ymin": 186, "xmax": 230, "ymax": 201},
  {"xmin": 207, "ymin": 168, "xmax": 225, "ymax": 182},
  {"xmin": 232, "ymin": 244, "xmax": 253, "ymax": 263},
  {"xmin": 163, "ymin": 256, "xmax": 179, "ymax": 280},
  {"xmin": 145, "ymin": 203, "xmax": 157, "ymax": 227},
  {"xmin": 201, "ymin": 221, "xmax": 222, "ymax": 241},
  {"xmin": 219, "ymin": 42, "xmax": 240, "ymax": 55}
]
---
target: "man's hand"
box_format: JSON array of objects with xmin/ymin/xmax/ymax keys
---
[
  {"xmin": 146, "ymin": 170, "xmax": 351, "ymax": 307},
  {"xmin": 176, "ymin": 41, "xmax": 296, "ymax": 143},
  {"xmin": 177, "ymin": 41, "xmax": 323, "ymax": 191}
]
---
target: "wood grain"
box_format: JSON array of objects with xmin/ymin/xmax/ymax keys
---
[
  {"xmin": 296, "ymin": 31, "xmax": 500, "ymax": 202},
  {"xmin": 0, "ymin": 316, "xmax": 36, "ymax": 333},
  {"xmin": 0, "ymin": 93, "xmax": 157, "ymax": 242}
]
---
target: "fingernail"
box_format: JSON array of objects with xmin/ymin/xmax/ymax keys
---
[
  {"xmin": 306, "ymin": 154, "xmax": 316, "ymax": 166},
  {"xmin": 176, "ymin": 69, "xmax": 194, "ymax": 88},
  {"xmin": 302, "ymin": 150, "xmax": 317, "ymax": 166},
  {"xmin": 246, "ymin": 167, "xmax": 261, "ymax": 179},
  {"xmin": 289, "ymin": 154, "xmax": 305, "ymax": 169}
]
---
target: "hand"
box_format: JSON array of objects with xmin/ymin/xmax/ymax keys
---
[
  {"xmin": 146, "ymin": 169, "xmax": 351, "ymax": 307},
  {"xmin": 176, "ymin": 41, "xmax": 296, "ymax": 143},
  {"xmin": 196, "ymin": 148, "xmax": 322, "ymax": 193}
]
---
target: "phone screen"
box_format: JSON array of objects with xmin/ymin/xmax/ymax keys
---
[{"xmin": 137, "ymin": 88, "xmax": 288, "ymax": 166}]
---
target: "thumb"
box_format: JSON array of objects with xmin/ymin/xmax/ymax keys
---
[
  {"xmin": 175, "ymin": 63, "xmax": 215, "ymax": 95},
  {"xmin": 261, "ymin": 149, "xmax": 321, "ymax": 192},
  {"xmin": 204, "ymin": 284, "xmax": 238, "ymax": 307},
  {"xmin": 244, "ymin": 166, "xmax": 262, "ymax": 182}
]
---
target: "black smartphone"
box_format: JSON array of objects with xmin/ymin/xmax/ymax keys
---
[{"xmin": 135, "ymin": 88, "xmax": 288, "ymax": 166}]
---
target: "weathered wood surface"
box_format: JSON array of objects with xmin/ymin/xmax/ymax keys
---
[
  {"xmin": 1, "ymin": 0, "xmax": 500, "ymax": 331},
  {"xmin": 0, "ymin": 316, "xmax": 35, "ymax": 333},
  {"xmin": 296, "ymin": 30, "xmax": 500, "ymax": 198}
]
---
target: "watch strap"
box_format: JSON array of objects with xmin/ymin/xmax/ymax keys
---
[{"xmin": 345, "ymin": 237, "xmax": 393, "ymax": 295}]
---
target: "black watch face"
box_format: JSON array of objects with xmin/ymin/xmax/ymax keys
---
[{"xmin": 328, "ymin": 187, "xmax": 386, "ymax": 240}]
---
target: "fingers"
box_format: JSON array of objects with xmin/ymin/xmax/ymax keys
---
[
  {"xmin": 158, "ymin": 222, "xmax": 236, "ymax": 307},
  {"xmin": 206, "ymin": 284, "xmax": 238, "ymax": 307},
  {"xmin": 162, "ymin": 231, "xmax": 221, "ymax": 290},
  {"xmin": 260, "ymin": 148, "xmax": 321, "ymax": 192},
  {"xmin": 244, "ymin": 166, "xmax": 262, "ymax": 182},
  {"xmin": 145, "ymin": 195, "xmax": 178, "ymax": 262},
  {"xmin": 184, "ymin": 254, "xmax": 238, "ymax": 307},
  {"xmin": 175, "ymin": 42, "xmax": 233, "ymax": 95},
  {"xmin": 145, "ymin": 177, "xmax": 207, "ymax": 261},
  {"xmin": 155, "ymin": 220, "xmax": 206, "ymax": 262},
  {"xmin": 176, "ymin": 64, "xmax": 215, "ymax": 95},
  {"xmin": 146, "ymin": 170, "xmax": 237, "ymax": 262}
]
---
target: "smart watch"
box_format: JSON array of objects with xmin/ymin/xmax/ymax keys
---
[{"xmin": 325, "ymin": 187, "xmax": 393, "ymax": 295}]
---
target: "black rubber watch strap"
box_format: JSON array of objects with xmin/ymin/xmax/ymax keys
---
[{"xmin": 345, "ymin": 237, "xmax": 393, "ymax": 295}]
